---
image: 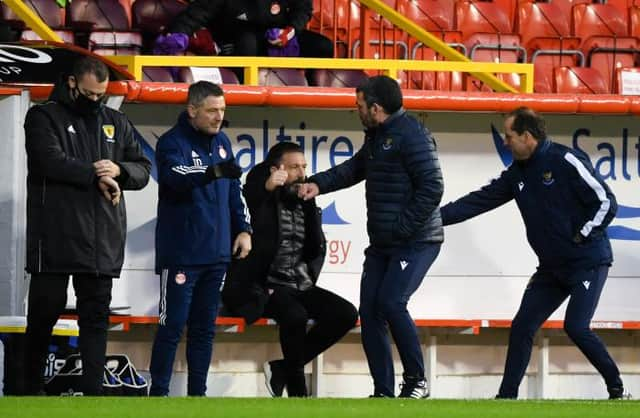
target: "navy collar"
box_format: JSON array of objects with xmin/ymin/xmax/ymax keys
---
[{"xmin": 379, "ymin": 108, "xmax": 405, "ymax": 130}]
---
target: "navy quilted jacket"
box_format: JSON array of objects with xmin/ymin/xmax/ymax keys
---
[{"xmin": 310, "ymin": 109, "xmax": 444, "ymax": 250}]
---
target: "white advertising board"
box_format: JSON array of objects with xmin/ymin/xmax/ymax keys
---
[{"xmin": 116, "ymin": 105, "xmax": 640, "ymax": 321}]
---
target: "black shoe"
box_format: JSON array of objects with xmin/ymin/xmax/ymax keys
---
[
  {"xmin": 608, "ymin": 386, "xmax": 632, "ymax": 400},
  {"xmin": 494, "ymin": 394, "xmax": 517, "ymax": 399},
  {"xmin": 398, "ymin": 378, "xmax": 429, "ymax": 399},
  {"xmin": 285, "ymin": 368, "xmax": 307, "ymax": 397},
  {"xmin": 264, "ymin": 360, "xmax": 286, "ymax": 397},
  {"xmin": 369, "ymin": 393, "xmax": 392, "ymax": 398}
]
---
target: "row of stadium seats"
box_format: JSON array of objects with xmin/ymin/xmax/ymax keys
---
[{"xmin": 2, "ymin": 0, "xmax": 640, "ymax": 93}]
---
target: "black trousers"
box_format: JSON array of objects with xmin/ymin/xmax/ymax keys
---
[
  {"xmin": 24, "ymin": 273, "xmax": 113, "ymax": 395},
  {"xmin": 263, "ymin": 285, "xmax": 357, "ymax": 376}
]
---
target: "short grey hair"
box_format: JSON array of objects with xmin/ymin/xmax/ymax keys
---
[{"xmin": 187, "ymin": 81, "xmax": 224, "ymax": 106}]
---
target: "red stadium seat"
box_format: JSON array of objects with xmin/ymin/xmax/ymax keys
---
[
  {"xmin": 492, "ymin": 0, "xmax": 518, "ymax": 30},
  {"xmin": 69, "ymin": 0, "xmax": 136, "ymax": 51},
  {"xmin": 410, "ymin": 30, "xmax": 465, "ymax": 91},
  {"xmin": 311, "ymin": 69, "xmax": 368, "ymax": 87},
  {"xmin": 582, "ymin": 36, "xmax": 639, "ymax": 93},
  {"xmin": 607, "ymin": 0, "xmax": 640, "ymax": 26},
  {"xmin": 516, "ymin": 1, "xmax": 583, "ymax": 93},
  {"xmin": 0, "ymin": 0, "xmax": 65, "ymax": 30},
  {"xmin": 0, "ymin": 0, "xmax": 73, "ymax": 42},
  {"xmin": 454, "ymin": 0, "xmax": 514, "ymax": 42},
  {"xmin": 142, "ymin": 67, "xmax": 175, "ymax": 82},
  {"xmin": 550, "ymin": 0, "xmax": 592, "ymax": 20},
  {"xmin": 572, "ymin": 4, "xmax": 638, "ymax": 92},
  {"xmin": 178, "ymin": 67, "xmax": 240, "ymax": 84},
  {"xmin": 629, "ymin": 5, "xmax": 640, "ymax": 37},
  {"xmin": 554, "ymin": 66, "xmax": 609, "ymax": 94},
  {"xmin": 89, "ymin": 31, "xmax": 142, "ymax": 55},
  {"xmin": 572, "ymin": 3, "xmax": 628, "ymax": 41},
  {"xmin": 132, "ymin": 0, "xmax": 188, "ymax": 54},
  {"xmin": 69, "ymin": 0, "xmax": 131, "ymax": 31},
  {"xmin": 259, "ymin": 69, "xmax": 309, "ymax": 86},
  {"xmin": 398, "ymin": 0, "xmax": 455, "ymax": 32}
]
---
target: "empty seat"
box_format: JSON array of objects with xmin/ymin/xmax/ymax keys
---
[
  {"xmin": 178, "ymin": 67, "xmax": 240, "ymax": 84},
  {"xmin": 132, "ymin": 0, "xmax": 188, "ymax": 53},
  {"xmin": 351, "ymin": 27, "xmax": 408, "ymax": 59},
  {"xmin": 572, "ymin": 3, "xmax": 628, "ymax": 41},
  {"xmin": 311, "ymin": 69, "xmax": 368, "ymax": 87},
  {"xmin": 90, "ymin": 31, "xmax": 142, "ymax": 55},
  {"xmin": 21, "ymin": 29, "xmax": 75, "ymax": 44},
  {"xmin": 142, "ymin": 67, "xmax": 175, "ymax": 82},
  {"xmin": 69, "ymin": 0, "xmax": 131, "ymax": 31},
  {"xmin": 0, "ymin": 0, "xmax": 65, "ymax": 30},
  {"xmin": 554, "ymin": 66, "xmax": 609, "ymax": 94},
  {"xmin": 584, "ymin": 36, "xmax": 639, "ymax": 92},
  {"xmin": 132, "ymin": 0, "xmax": 188, "ymax": 33},
  {"xmin": 516, "ymin": 1, "xmax": 583, "ymax": 93},
  {"xmin": 398, "ymin": 0, "xmax": 455, "ymax": 32},
  {"xmin": 454, "ymin": 0, "xmax": 514, "ymax": 42},
  {"xmin": 259, "ymin": 69, "xmax": 309, "ymax": 86},
  {"xmin": 550, "ymin": 0, "xmax": 592, "ymax": 19},
  {"xmin": 410, "ymin": 31, "xmax": 465, "ymax": 91},
  {"xmin": 0, "ymin": 0, "xmax": 73, "ymax": 42},
  {"xmin": 572, "ymin": 3, "xmax": 638, "ymax": 92},
  {"xmin": 629, "ymin": 5, "xmax": 640, "ymax": 38}
]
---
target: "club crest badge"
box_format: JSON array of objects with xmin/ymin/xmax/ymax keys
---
[
  {"xmin": 218, "ymin": 145, "xmax": 227, "ymax": 159},
  {"xmin": 382, "ymin": 138, "xmax": 393, "ymax": 150},
  {"xmin": 102, "ymin": 125, "xmax": 115, "ymax": 142},
  {"xmin": 175, "ymin": 272, "xmax": 186, "ymax": 285},
  {"xmin": 542, "ymin": 171, "xmax": 554, "ymax": 186}
]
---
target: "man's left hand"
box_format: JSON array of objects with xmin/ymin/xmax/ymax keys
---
[
  {"xmin": 232, "ymin": 232, "xmax": 252, "ymax": 259},
  {"xmin": 94, "ymin": 159, "xmax": 121, "ymax": 178}
]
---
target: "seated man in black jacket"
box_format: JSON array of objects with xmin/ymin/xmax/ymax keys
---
[{"xmin": 222, "ymin": 142, "xmax": 357, "ymax": 397}]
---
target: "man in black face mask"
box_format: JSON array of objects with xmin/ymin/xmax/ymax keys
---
[
  {"xmin": 22, "ymin": 56, "xmax": 151, "ymax": 395},
  {"xmin": 222, "ymin": 141, "xmax": 357, "ymax": 397}
]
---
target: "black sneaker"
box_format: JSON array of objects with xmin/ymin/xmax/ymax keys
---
[
  {"xmin": 608, "ymin": 386, "xmax": 632, "ymax": 400},
  {"xmin": 264, "ymin": 360, "xmax": 286, "ymax": 397},
  {"xmin": 369, "ymin": 393, "xmax": 392, "ymax": 398},
  {"xmin": 398, "ymin": 379, "xmax": 429, "ymax": 399}
]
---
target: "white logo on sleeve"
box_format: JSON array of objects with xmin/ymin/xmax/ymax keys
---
[
  {"xmin": 582, "ymin": 281, "xmax": 591, "ymax": 290},
  {"xmin": 67, "ymin": 125, "xmax": 76, "ymax": 134},
  {"xmin": 191, "ymin": 150, "xmax": 202, "ymax": 166},
  {"xmin": 400, "ymin": 260, "xmax": 409, "ymax": 271},
  {"xmin": 518, "ymin": 182, "xmax": 524, "ymax": 191}
]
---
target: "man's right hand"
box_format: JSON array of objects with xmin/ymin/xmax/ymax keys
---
[
  {"xmin": 265, "ymin": 164, "xmax": 288, "ymax": 191},
  {"xmin": 297, "ymin": 182, "xmax": 319, "ymax": 200},
  {"xmin": 206, "ymin": 160, "xmax": 242, "ymax": 180},
  {"xmin": 97, "ymin": 176, "xmax": 121, "ymax": 206}
]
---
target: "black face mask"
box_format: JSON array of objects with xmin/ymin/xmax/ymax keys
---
[{"xmin": 73, "ymin": 87, "xmax": 106, "ymax": 116}]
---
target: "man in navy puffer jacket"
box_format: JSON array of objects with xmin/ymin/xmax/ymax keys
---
[
  {"xmin": 298, "ymin": 76, "xmax": 444, "ymax": 398},
  {"xmin": 440, "ymin": 107, "xmax": 627, "ymax": 400}
]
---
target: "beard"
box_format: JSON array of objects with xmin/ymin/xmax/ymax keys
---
[{"xmin": 281, "ymin": 177, "xmax": 305, "ymax": 204}]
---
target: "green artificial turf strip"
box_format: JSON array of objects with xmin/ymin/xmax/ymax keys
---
[{"xmin": 0, "ymin": 398, "xmax": 638, "ymax": 418}]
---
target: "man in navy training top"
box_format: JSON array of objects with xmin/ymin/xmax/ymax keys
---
[
  {"xmin": 150, "ymin": 81, "xmax": 252, "ymax": 396},
  {"xmin": 440, "ymin": 106, "xmax": 629, "ymax": 400},
  {"xmin": 298, "ymin": 75, "xmax": 444, "ymax": 398}
]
